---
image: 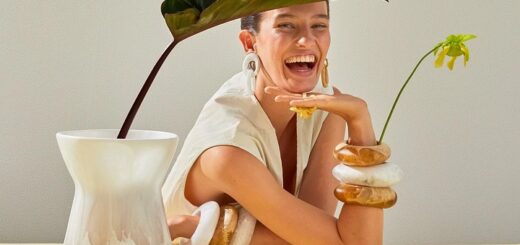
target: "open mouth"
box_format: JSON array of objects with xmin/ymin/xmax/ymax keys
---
[{"xmin": 284, "ymin": 55, "xmax": 317, "ymax": 75}]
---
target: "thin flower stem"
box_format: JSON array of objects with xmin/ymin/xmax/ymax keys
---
[
  {"xmin": 378, "ymin": 44, "xmax": 442, "ymax": 144},
  {"xmin": 117, "ymin": 40, "xmax": 179, "ymax": 139}
]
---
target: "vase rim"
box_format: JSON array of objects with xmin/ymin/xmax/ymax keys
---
[{"xmin": 56, "ymin": 129, "xmax": 178, "ymax": 141}]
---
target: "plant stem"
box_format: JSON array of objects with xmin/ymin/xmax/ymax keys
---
[
  {"xmin": 378, "ymin": 44, "xmax": 441, "ymax": 144},
  {"xmin": 117, "ymin": 40, "xmax": 179, "ymax": 139}
]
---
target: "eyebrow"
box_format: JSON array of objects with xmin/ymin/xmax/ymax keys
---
[{"xmin": 275, "ymin": 13, "xmax": 329, "ymax": 20}]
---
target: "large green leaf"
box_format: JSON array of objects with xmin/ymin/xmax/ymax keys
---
[{"xmin": 162, "ymin": 0, "xmax": 326, "ymax": 41}]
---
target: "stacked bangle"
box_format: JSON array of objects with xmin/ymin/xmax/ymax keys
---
[
  {"xmin": 334, "ymin": 183, "xmax": 397, "ymax": 209},
  {"xmin": 173, "ymin": 203, "xmax": 248, "ymax": 245},
  {"xmin": 332, "ymin": 141, "xmax": 402, "ymax": 209},
  {"xmin": 209, "ymin": 204, "xmax": 240, "ymax": 245},
  {"xmin": 334, "ymin": 142, "xmax": 391, "ymax": 166}
]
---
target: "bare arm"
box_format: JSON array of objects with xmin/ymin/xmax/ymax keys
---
[
  {"xmin": 263, "ymin": 86, "xmax": 383, "ymax": 244},
  {"xmin": 200, "ymin": 145, "xmax": 343, "ymax": 245},
  {"xmin": 337, "ymin": 109, "xmax": 383, "ymax": 245},
  {"xmin": 298, "ymin": 112, "xmax": 345, "ymax": 214},
  {"xmin": 249, "ymin": 113, "xmax": 345, "ymax": 244},
  {"xmin": 250, "ymin": 222, "xmax": 290, "ymax": 245}
]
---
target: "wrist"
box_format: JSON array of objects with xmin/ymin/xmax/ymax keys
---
[
  {"xmin": 346, "ymin": 113, "xmax": 371, "ymax": 129},
  {"xmin": 346, "ymin": 112, "xmax": 376, "ymax": 146},
  {"xmin": 341, "ymin": 98, "xmax": 370, "ymax": 123}
]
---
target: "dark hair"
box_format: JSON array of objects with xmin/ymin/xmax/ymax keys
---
[{"xmin": 241, "ymin": 1, "xmax": 330, "ymax": 34}]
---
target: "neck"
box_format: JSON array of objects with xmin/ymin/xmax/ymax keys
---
[{"xmin": 254, "ymin": 73, "xmax": 295, "ymax": 139}]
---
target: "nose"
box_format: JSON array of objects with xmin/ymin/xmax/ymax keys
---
[{"xmin": 296, "ymin": 27, "xmax": 316, "ymax": 48}]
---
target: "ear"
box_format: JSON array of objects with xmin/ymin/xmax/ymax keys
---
[{"xmin": 239, "ymin": 30, "xmax": 256, "ymax": 53}]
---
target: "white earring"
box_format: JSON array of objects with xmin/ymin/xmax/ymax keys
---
[{"xmin": 242, "ymin": 52, "xmax": 260, "ymax": 95}]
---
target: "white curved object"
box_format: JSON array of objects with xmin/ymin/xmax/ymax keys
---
[
  {"xmin": 230, "ymin": 207, "xmax": 257, "ymax": 245},
  {"xmin": 242, "ymin": 52, "xmax": 260, "ymax": 94},
  {"xmin": 190, "ymin": 201, "xmax": 220, "ymax": 245},
  {"xmin": 332, "ymin": 162, "xmax": 403, "ymax": 187},
  {"xmin": 57, "ymin": 129, "xmax": 178, "ymax": 245}
]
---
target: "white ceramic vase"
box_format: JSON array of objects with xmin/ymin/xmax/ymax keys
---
[{"xmin": 57, "ymin": 129, "xmax": 179, "ymax": 245}]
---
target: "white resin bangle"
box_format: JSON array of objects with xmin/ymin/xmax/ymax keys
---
[
  {"xmin": 190, "ymin": 201, "xmax": 220, "ymax": 245},
  {"xmin": 230, "ymin": 207, "xmax": 257, "ymax": 245},
  {"xmin": 332, "ymin": 162, "xmax": 403, "ymax": 187}
]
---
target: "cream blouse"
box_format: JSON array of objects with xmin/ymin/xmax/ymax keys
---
[{"xmin": 162, "ymin": 72, "xmax": 333, "ymax": 244}]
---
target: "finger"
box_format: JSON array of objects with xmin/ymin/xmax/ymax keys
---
[
  {"xmin": 289, "ymin": 99, "xmax": 321, "ymax": 108},
  {"xmin": 265, "ymin": 86, "xmax": 310, "ymax": 97},
  {"xmin": 276, "ymin": 93, "xmax": 326, "ymax": 103},
  {"xmin": 263, "ymin": 86, "xmax": 281, "ymax": 95},
  {"xmin": 264, "ymin": 86, "xmax": 295, "ymax": 96},
  {"xmin": 274, "ymin": 95, "xmax": 303, "ymax": 102}
]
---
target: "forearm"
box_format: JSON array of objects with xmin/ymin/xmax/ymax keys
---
[
  {"xmin": 251, "ymin": 190, "xmax": 343, "ymax": 245},
  {"xmin": 340, "ymin": 107, "xmax": 384, "ymax": 244},
  {"xmin": 250, "ymin": 222, "xmax": 290, "ymax": 245},
  {"xmin": 284, "ymin": 109, "xmax": 382, "ymax": 244},
  {"xmin": 256, "ymin": 201, "xmax": 382, "ymax": 245},
  {"xmin": 299, "ymin": 113, "xmax": 345, "ymax": 214},
  {"xmin": 338, "ymin": 205, "xmax": 384, "ymax": 244}
]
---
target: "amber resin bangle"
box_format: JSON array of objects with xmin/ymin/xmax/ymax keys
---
[
  {"xmin": 209, "ymin": 204, "xmax": 239, "ymax": 245},
  {"xmin": 334, "ymin": 142, "xmax": 391, "ymax": 167},
  {"xmin": 334, "ymin": 183, "xmax": 397, "ymax": 209}
]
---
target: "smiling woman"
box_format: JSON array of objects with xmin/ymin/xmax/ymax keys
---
[
  {"xmin": 161, "ymin": 2, "xmax": 385, "ymax": 244},
  {"xmin": 1, "ymin": 0, "xmax": 519, "ymax": 244}
]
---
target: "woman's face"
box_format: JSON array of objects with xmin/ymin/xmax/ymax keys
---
[{"xmin": 255, "ymin": 2, "xmax": 330, "ymax": 93}]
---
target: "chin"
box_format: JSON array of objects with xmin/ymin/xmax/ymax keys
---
[{"xmin": 286, "ymin": 78, "xmax": 319, "ymax": 93}]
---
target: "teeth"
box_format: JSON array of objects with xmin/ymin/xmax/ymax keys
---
[{"xmin": 285, "ymin": 55, "xmax": 316, "ymax": 64}]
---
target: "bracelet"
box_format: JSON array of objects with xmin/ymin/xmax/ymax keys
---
[
  {"xmin": 334, "ymin": 183, "xmax": 397, "ymax": 209},
  {"xmin": 209, "ymin": 204, "xmax": 240, "ymax": 245},
  {"xmin": 332, "ymin": 162, "xmax": 403, "ymax": 187},
  {"xmin": 190, "ymin": 201, "xmax": 220, "ymax": 245},
  {"xmin": 334, "ymin": 142, "xmax": 391, "ymax": 166},
  {"xmin": 333, "ymin": 142, "xmax": 400, "ymax": 209}
]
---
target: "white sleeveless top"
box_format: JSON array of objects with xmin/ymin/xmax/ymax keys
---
[{"xmin": 162, "ymin": 72, "xmax": 333, "ymax": 244}]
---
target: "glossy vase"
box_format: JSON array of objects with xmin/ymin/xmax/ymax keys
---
[{"xmin": 57, "ymin": 129, "xmax": 178, "ymax": 245}]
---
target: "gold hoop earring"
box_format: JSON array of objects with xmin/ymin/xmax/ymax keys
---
[{"xmin": 321, "ymin": 58, "xmax": 329, "ymax": 88}]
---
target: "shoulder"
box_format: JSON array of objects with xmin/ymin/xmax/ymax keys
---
[
  {"xmin": 196, "ymin": 145, "xmax": 271, "ymax": 195},
  {"xmin": 202, "ymin": 145, "xmax": 252, "ymax": 163},
  {"xmin": 199, "ymin": 145, "xmax": 261, "ymax": 182}
]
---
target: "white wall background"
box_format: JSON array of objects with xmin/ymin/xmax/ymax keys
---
[{"xmin": 1, "ymin": 0, "xmax": 519, "ymax": 244}]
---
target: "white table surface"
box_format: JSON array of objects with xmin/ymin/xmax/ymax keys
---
[{"xmin": 1, "ymin": 244, "xmax": 518, "ymax": 245}]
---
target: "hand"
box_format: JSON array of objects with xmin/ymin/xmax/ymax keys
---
[
  {"xmin": 168, "ymin": 215, "xmax": 200, "ymax": 240},
  {"xmin": 264, "ymin": 86, "xmax": 370, "ymax": 123}
]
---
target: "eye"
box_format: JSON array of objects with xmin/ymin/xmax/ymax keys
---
[
  {"xmin": 277, "ymin": 23, "xmax": 296, "ymax": 30},
  {"xmin": 312, "ymin": 23, "xmax": 329, "ymax": 30}
]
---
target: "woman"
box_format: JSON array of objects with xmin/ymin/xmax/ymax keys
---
[{"xmin": 162, "ymin": 1, "xmax": 382, "ymax": 244}]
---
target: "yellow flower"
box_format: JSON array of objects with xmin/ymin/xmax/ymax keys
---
[
  {"xmin": 434, "ymin": 34, "xmax": 476, "ymax": 70},
  {"xmin": 290, "ymin": 106, "xmax": 317, "ymax": 119},
  {"xmin": 290, "ymin": 93, "xmax": 318, "ymax": 119}
]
